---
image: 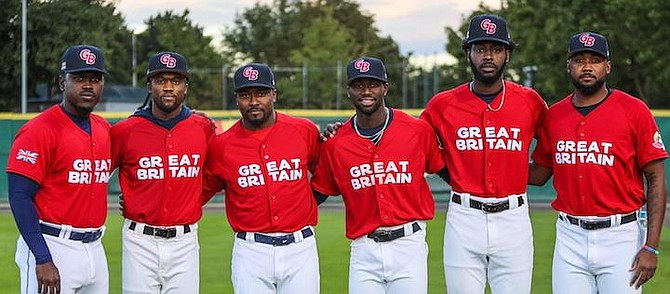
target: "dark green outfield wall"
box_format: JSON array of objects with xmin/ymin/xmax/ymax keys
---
[{"xmin": 2, "ymin": 109, "xmax": 670, "ymax": 203}]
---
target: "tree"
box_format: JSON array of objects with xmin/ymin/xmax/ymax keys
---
[
  {"xmin": 136, "ymin": 10, "xmax": 224, "ymax": 109},
  {"xmin": 222, "ymin": 0, "xmax": 405, "ymax": 108},
  {"xmin": 504, "ymin": 0, "xmax": 670, "ymax": 106},
  {"xmin": 0, "ymin": 0, "xmax": 130, "ymax": 111},
  {"xmin": 285, "ymin": 7, "xmax": 351, "ymax": 109}
]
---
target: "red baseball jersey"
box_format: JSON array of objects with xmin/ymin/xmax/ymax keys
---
[
  {"xmin": 532, "ymin": 90, "xmax": 668, "ymax": 216},
  {"xmin": 202, "ymin": 112, "xmax": 320, "ymax": 233},
  {"xmin": 111, "ymin": 114, "xmax": 215, "ymax": 226},
  {"xmin": 6, "ymin": 105, "xmax": 111, "ymax": 227},
  {"xmin": 311, "ymin": 109, "xmax": 444, "ymax": 239},
  {"xmin": 421, "ymin": 81, "xmax": 547, "ymax": 198}
]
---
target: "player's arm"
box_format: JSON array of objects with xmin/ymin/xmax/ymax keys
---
[
  {"xmin": 7, "ymin": 173, "xmax": 61, "ymax": 294},
  {"xmin": 630, "ymin": 159, "xmax": 667, "ymax": 289},
  {"xmin": 312, "ymin": 189, "xmax": 329, "ymax": 206},
  {"xmin": 435, "ymin": 167, "xmax": 450, "ymax": 184},
  {"xmin": 528, "ymin": 162, "xmax": 552, "ymax": 186}
]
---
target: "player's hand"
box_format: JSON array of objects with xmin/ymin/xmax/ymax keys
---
[
  {"xmin": 36, "ymin": 261, "xmax": 60, "ymax": 294},
  {"xmin": 321, "ymin": 122, "xmax": 343, "ymax": 142},
  {"xmin": 119, "ymin": 193, "xmax": 125, "ymax": 215},
  {"xmin": 629, "ymin": 248, "xmax": 658, "ymax": 289}
]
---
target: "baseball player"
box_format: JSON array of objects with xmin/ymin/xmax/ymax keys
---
[
  {"xmin": 201, "ymin": 63, "xmax": 321, "ymax": 294},
  {"xmin": 529, "ymin": 32, "xmax": 667, "ymax": 294},
  {"xmin": 111, "ymin": 51, "xmax": 215, "ymax": 294},
  {"xmin": 311, "ymin": 57, "xmax": 446, "ymax": 294},
  {"xmin": 420, "ymin": 15, "xmax": 547, "ymax": 293},
  {"xmin": 7, "ymin": 45, "xmax": 111, "ymax": 294}
]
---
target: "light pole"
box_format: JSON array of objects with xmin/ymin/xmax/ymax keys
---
[
  {"xmin": 131, "ymin": 32, "xmax": 137, "ymax": 87},
  {"xmin": 21, "ymin": 0, "xmax": 27, "ymax": 113}
]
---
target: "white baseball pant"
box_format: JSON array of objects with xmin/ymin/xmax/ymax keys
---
[
  {"xmin": 122, "ymin": 219, "xmax": 199, "ymax": 294},
  {"xmin": 15, "ymin": 225, "xmax": 108, "ymax": 294},
  {"xmin": 231, "ymin": 226, "xmax": 320, "ymax": 294},
  {"xmin": 444, "ymin": 192, "xmax": 533, "ymax": 294},
  {"xmin": 349, "ymin": 221, "xmax": 428, "ymax": 294},
  {"xmin": 552, "ymin": 212, "xmax": 643, "ymax": 294}
]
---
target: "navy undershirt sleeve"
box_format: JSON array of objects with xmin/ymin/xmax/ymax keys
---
[{"xmin": 7, "ymin": 172, "xmax": 52, "ymax": 264}]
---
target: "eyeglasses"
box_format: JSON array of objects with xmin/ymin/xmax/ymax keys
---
[{"xmin": 348, "ymin": 81, "xmax": 383, "ymax": 91}]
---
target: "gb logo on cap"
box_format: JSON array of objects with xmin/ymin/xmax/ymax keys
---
[
  {"xmin": 354, "ymin": 59, "xmax": 370, "ymax": 73},
  {"xmin": 160, "ymin": 54, "xmax": 177, "ymax": 68},
  {"xmin": 79, "ymin": 49, "xmax": 97, "ymax": 65},
  {"xmin": 243, "ymin": 67, "xmax": 259, "ymax": 80},
  {"xmin": 579, "ymin": 33, "xmax": 596, "ymax": 47},
  {"xmin": 480, "ymin": 19, "xmax": 497, "ymax": 35}
]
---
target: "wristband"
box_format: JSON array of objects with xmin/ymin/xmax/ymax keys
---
[{"xmin": 643, "ymin": 244, "xmax": 660, "ymax": 255}]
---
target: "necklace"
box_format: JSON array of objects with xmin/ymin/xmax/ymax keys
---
[
  {"xmin": 353, "ymin": 107, "xmax": 390, "ymax": 145},
  {"xmin": 470, "ymin": 80, "xmax": 505, "ymax": 112}
]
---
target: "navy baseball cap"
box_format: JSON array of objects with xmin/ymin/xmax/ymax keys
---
[
  {"xmin": 568, "ymin": 32, "xmax": 610, "ymax": 59},
  {"xmin": 146, "ymin": 51, "xmax": 190, "ymax": 79},
  {"xmin": 234, "ymin": 63, "xmax": 276, "ymax": 91},
  {"xmin": 60, "ymin": 45, "xmax": 106, "ymax": 74},
  {"xmin": 346, "ymin": 57, "xmax": 388, "ymax": 85},
  {"xmin": 463, "ymin": 14, "xmax": 515, "ymax": 49}
]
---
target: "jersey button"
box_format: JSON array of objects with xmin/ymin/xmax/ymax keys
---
[
  {"xmin": 264, "ymin": 155, "xmax": 269, "ymax": 160},
  {"xmin": 271, "ymin": 194, "xmax": 276, "ymax": 200},
  {"xmin": 262, "ymin": 144, "xmax": 266, "ymax": 149},
  {"xmin": 579, "ymin": 133, "xmax": 585, "ymax": 137},
  {"xmin": 273, "ymin": 216, "xmax": 279, "ymax": 221},
  {"xmin": 379, "ymin": 193, "xmax": 385, "ymax": 199},
  {"xmin": 580, "ymin": 121, "xmax": 586, "ymax": 126},
  {"xmin": 578, "ymin": 175, "xmax": 583, "ymax": 179},
  {"xmin": 486, "ymin": 120, "xmax": 491, "ymax": 125},
  {"xmin": 374, "ymin": 155, "xmax": 379, "ymax": 159},
  {"xmin": 168, "ymin": 133, "xmax": 173, "ymax": 138}
]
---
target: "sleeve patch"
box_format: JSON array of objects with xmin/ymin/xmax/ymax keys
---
[
  {"xmin": 653, "ymin": 131, "xmax": 665, "ymax": 150},
  {"xmin": 16, "ymin": 149, "xmax": 39, "ymax": 164}
]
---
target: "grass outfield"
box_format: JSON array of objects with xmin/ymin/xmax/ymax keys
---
[{"xmin": 0, "ymin": 210, "xmax": 668, "ymax": 293}]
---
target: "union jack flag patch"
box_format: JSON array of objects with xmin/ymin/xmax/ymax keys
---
[{"xmin": 16, "ymin": 149, "xmax": 39, "ymax": 164}]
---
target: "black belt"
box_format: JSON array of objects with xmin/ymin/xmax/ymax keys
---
[
  {"xmin": 367, "ymin": 222, "xmax": 421, "ymax": 242},
  {"xmin": 452, "ymin": 193, "xmax": 525, "ymax": 213},
  {"xmin": 40, "ymin": 223, "xmax": 103, "ymax": 243},
  {"xmin": 559, "ymin": 212, "xmax": 637, "ymax": 230},
  {"xmin": 236, "ymin": 228, "xmax": 314, "ymax": 246},
  {"xmin": 128, "ymin": 221, "xmax": 192, "ymax": 239}
]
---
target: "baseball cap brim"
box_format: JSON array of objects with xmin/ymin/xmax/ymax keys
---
[
  {"xmin": 346, "ymin": 75, "xmax": 388, "ymax": 85},
  {"xmin": 147, "ymin": 69, "xmax": 190, "ymax": 79},
  {"xmin": 235, "ymin": 83, "xmax": 276, "ymax": 91},
  {"xmin": 466, "ymin": 37, "xmax": 514, "ymax": 47},
  {"xmin": 63, "ymin": 67, "xmax": 106, "ymax": 74},
  {"xmin": 569, "ymin": 48, "xmax": 609, "ymax": 59}
]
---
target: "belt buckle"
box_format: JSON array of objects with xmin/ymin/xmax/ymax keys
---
[
  {"xmin": 80, "ymin": 231, "xmax": 96, "ymax": 243},
  {"xmin": 481, "ymin": 201, "xmax": 508, "ymax": 213},
  {"xmin": 271, "ymin": 235, "xmax": 292, "ymax": 246},
  {"xmin": 154, "ymin": 228, "xmax": 177, "ymax": 238},
  {"xmin": 368, "ymin": 230, "xmax": 392, "ymax": 242},
  {"xmin": 579, "ymin": 220, "xmax": 609, "ymax": 230}
]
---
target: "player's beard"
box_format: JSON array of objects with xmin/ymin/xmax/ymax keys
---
[
  {"xmin": 154, "ymin": 99, "xmax": 181, "ymax": 114},
  {"xmin": 245, "ymin": 108, "xmax": 273, "ymax": 128},
  {"xmin": 471, "ymin": 60, "xmax": 507, "ymax": 85},
  {"xmin": 572, "ymin": 75, "xmax": 606, "ymax": 96}
]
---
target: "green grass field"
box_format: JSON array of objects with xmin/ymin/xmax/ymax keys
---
[{"xmin": 1, "ymin": 210, "xmax": 669, "ymax": 293}]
